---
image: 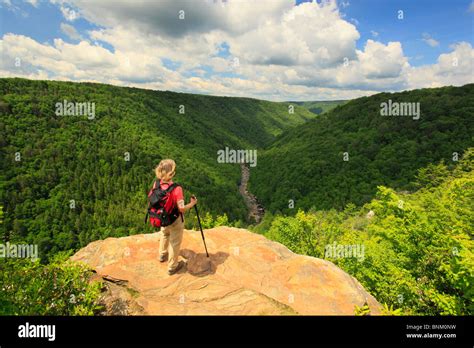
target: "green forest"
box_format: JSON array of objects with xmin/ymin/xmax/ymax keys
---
[
  {"xmin": 1, "ymin": 78, "xmax": 472, "ymax": 315},
  {"xmin": 288, "ymin": 100, "xmax": 347, "ymax": 115},
  {"xmin": 250, "ymin": 84, "xmax": 474, "ymax": 214},
  {"xmin": 256, "ymin": 151, "xmax": 473, "ymax": 315},
  {"xmin": 0, "ymin": 77, "xmax": 314, "ymax": 258}
]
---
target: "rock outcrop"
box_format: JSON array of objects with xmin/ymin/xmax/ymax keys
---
[{"xmin": 71, "ymin": 227, "xmax": 381, "ymax": 315}]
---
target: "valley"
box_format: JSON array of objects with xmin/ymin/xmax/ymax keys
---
[{"xmin": 1, "ymin": 78, "xmax": 473, "ymax": 316}]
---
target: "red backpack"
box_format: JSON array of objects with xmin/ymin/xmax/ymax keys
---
[{"xmin": 145, "ymin": 180, "xmax": 182, "ymax": 228}]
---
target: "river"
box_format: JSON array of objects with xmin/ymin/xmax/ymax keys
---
[{"xmin": 238, "ymin": 164, "xmax": 265, "ymax": 224}]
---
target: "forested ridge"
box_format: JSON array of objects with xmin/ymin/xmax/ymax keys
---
[
  {"xmin": 0, "ymin": 77, "xmax": 314, "ymax": 257},
  {"xmin": 260, "ymin": 150, "xmax": 473, "ymax": 315},
  {"xmin": 289, "ymin": 100, "xmax": 347, "ymax": 114},
  {"xmin": 250, "ymin": 84, "xmax": 474, "ymax": 214},
  {"xmin": 247, "ymin": 84, "xmax": 473, "ymax": 315}
]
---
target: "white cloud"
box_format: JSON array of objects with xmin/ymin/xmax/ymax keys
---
[
  {"xmin": 357, "ymin": 40, "xmax": 408, "ymax": 79},
  {"xmin": 60, "ymin": 23, "xmax": 81, "ymax": 40},
  {"xmin": 67, "ymin": 0, "xmax": 292, "ymax": 38},
  {"xmin": 469, "ymin": 0, "xmax": 474, "ymax": 12},
  {"xmin": 422, "ymin": 33, "xmax": 439, "ymax": 47},
  {"xmin": 350, "ymin": 18, "xmax": 359, "ymax": 25},
  {"xmin": 228, "ymin": 1, "xmax": 359, "ymax": 67},
  {"xmin": 25, "ymin": 0, "xmax": 38, "ymax": 7},
  {"xmin": 0, "ymin": 0, "xmax": 28, "ymax": 16},
  {"xmin": 0, "ymin": 0, "xmax": 12, "ymax": 7},
  {"xmin": 279, "ymin": 39, "xmax": 410, "ymax": 92},
  {"xmin": 0, "ymin": 33, "xmax": 169, "ymax": 84},
  {"xmin": 370, "ymin": 30, "xmax": 379, "ymax": 38},
  {"xmin": 60, "ymin": 5, "xmax": 79, "ymax": 21},
  {"xmin": 406, "ymin": 42, "xmax": 474, "ymax": 89},
  {"xmin": 0, "ymin": 0, "xmax": 472, "ymax": 101}
]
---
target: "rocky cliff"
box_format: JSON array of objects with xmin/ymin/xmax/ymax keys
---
[{"xmin": 71, "ymin": 227, "xmax": 381, "ymax": 315}]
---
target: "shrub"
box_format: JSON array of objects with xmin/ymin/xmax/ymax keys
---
[{"xmin": 0, "ymin": 252, "xmax": 103, "ymax": 315}]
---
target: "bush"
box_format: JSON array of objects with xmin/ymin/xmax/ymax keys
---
[
  {"xmin": 264, "ymin": 155, "xmax": 473, "ymax": 315},
  {"xmin": 0, "ymin": 252, "xmax": 103, "ymax": 315}
]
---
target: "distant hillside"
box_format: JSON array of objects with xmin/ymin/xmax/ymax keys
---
[
  {"xmin": 288, "ymin": 100, "xmax": 348, "ymax": 114},
  {"xmin": 251, "ymin": 84, "xmax": 474, "ymax": 213},
  {"xmin": 0, "ymin": 78, "xmax": 315, "ymax": 257}
]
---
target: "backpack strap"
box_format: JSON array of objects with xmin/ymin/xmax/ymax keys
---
[
  {"xmin": 158, "ymin": 182, "xmax": 179, "ymax": 193},
  {"xmin": 145, "ymin": 180, "xmax": 159, "ymax": 223},
  {"xmin": 164, "ymin": 183, "xmax": 179, "ymax": 193},
  {"xmin": 155, "ymin": 181, "xmax": 179, "ymax": 193},
  {"xmin": 170, "ymin": 183, "xmax": 184, "ymax": 222}
]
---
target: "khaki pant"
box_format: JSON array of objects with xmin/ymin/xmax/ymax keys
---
[{"xmin": 159, "ymin": 216, "xmax": 184, "ymax": 271}]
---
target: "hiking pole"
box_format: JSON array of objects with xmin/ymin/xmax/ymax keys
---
[{"xmin": 193, "ymin": 202, "xmax": 209, "ymax": 258}]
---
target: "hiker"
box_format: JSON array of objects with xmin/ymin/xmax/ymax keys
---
[{"xmin": 148, "ymin": 159, "xmax": 197, "ymax": 275}]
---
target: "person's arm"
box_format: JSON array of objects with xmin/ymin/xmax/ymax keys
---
[{"xmin": 177, "ymin": 196, "xmax": 197, "ymax": 213}]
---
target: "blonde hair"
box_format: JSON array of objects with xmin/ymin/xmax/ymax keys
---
[{"xmin": 155, "ymin": 159, "xmax": 176, "ymax": 182}]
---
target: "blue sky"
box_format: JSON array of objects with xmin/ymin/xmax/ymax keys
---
[
  {"xmin": 3, "ymin": 0, "xmax": 472, "ymax": 65},
  {"xmin": 1, "ymin": 0, "xmax": 473, "ymax": 100},
  {"xmin": 295, "ymin": 0, "xmax": 473, "ymax": 66},
  {"xmin": 336, "ymin": 0, "xmax": 474, "ymax": 66},
  {"xmin": 0, "ymin": 1, "xmax": 113, "ymax": 50}
]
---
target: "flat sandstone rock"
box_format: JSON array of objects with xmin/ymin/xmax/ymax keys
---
[{"xmin": 71, "ymin": 227, "xmax": 381, "ymax": 315}]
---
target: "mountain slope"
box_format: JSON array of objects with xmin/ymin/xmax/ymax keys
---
[
  {"xmin": 262, "ymin": 151, "xmax": 474, "ymax": 315},
  {"xmin": 71, "ymin": 227, "xmax": 382, "ymax": 315},
  {"xmin": 289, "ymin": 100, "xmax": 347, "ymax": 114},
  {"xmin": 0, "ymin": 78, "xmax": 315, "ymax": 257},
  {"xmin": 250, "ymin": 84, "xmax": 474, "ymax": 213}
]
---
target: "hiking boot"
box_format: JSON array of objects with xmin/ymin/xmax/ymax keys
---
[
  {"xmin": 167, "ymin": 261, "xmax": 186, "ymax": 275},
  {"xmin": 159, "ymin": 253, "xmax": 168, "ymax": 262}
]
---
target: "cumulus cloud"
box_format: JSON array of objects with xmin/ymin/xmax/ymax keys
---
[
  {"xmin": 277, "ymin": 39, "xmax": 409, "ymax": 91},
  {"xmin": 0, "ymin": 0, "xmax": 472, "ymax": 101},
  {"xmin": 67, "ymin": 0, "xmax": 292, "ymax": 38},
  {"xmin": 357, "ymin": 40, "xmax": 407, "ymax": 79},
  {"xmin": 0, "ymin": 33, "xmax": 169, "ymax": 84},
  {"xmin": 406, "ymin": 42, "xmax": 474, "ymax": 89},
  {"xmin": 229, "ymin": 1, "xmax": 359, "ymax": 67}
]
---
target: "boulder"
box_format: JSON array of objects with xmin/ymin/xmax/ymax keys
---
[{"xmin": 71, "ymin": 227, "xmax": 381, "ymax": 315}]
